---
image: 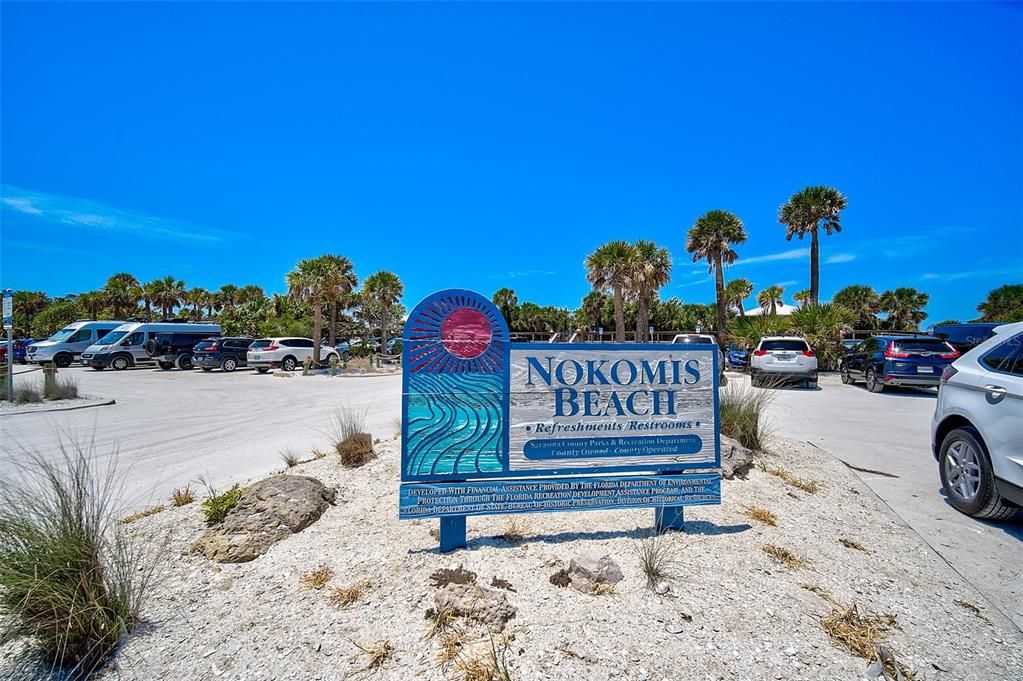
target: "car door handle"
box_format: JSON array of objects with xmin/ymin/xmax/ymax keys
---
[{"xmin": 984, "ymin": 384, "xmax": 1007, "ymax": 397}]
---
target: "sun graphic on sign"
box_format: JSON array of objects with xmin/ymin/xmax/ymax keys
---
[{"xmin": 405, "ymin": 291, "xmax": 507, "ymax": 373}]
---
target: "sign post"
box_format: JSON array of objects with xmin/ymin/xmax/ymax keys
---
[
  {"xmin": 398, "ymin": 289, "xmax": 721, "ymax": 551},
  {"xmin": 2, "ymin": 289, "xmax": 13, "ymax": 400}
]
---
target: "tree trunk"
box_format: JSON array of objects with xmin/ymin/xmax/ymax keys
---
[
  {"xmin": 714, "ymin": 255, "xmax": 726, "ymax": 338},
  {"xmin": 380, "ymin": 303, "xmax": 389, "ymax": 354},
  {"xmin": 613, "ymin": 288, "xmax": 626, "ymax": 342},
  {"xmin": 635, "ymin": 298, "xmax": 646, "ymax": 342},
  {"xmin": 312, "ymin": 304, "xmax": 323, "ymax": 364},
  {"xmin": 328, "ymin": 298, "xmax": 338, "ymax": 348},
  {"xmin": 810, "ymin": 229, "xmax": 820, "ymax": 306}
]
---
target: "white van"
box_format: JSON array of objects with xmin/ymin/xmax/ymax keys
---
[
  {"xmin": 26, "ymin": 320, "xmax": 126, "ymax": 367},
  {"xmin": 82, "ymin": 322, "xmax": 221, "ymax": 370}
]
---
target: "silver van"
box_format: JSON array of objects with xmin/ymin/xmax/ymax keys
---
[
  {"xmin": 83, "ymin": 322, "xmax": 222, "ymax": 370},
  {"xmin": 26, "ymin": 320, "xmax": 126, "ymax": 367}
]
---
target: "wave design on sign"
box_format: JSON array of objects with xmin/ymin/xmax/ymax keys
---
[{"xmin": 406, "ymin": 372, "xmax": 505, "ymax": 477}]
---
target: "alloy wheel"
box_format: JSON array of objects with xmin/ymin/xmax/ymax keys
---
[{"xmin": 944, "ymin": 440, "xmax": 982, "ymax": 502}]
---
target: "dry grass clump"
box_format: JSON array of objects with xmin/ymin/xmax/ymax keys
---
[
  {"xmin": 327, "ymin": 402, "xmax": 369, "ymax": 446},
  {"xmin": 299, "ymin": 565, "xmax": 335, "ymax": 591},
  {"xmin": 328, "ymin": 579, "xmax": 373, "ymax": 608},
  {"xmin": 424, "ymin": 605, "xmax": 462, "ymax": 639},
  {"xmin": 592, "ymin": 582, "xmax": 618, "ymax": 597},
  {"xmin": 435, "ymin": 624, "xmax": 465, "ymax": 669},
  {"xmin": 799, "ymin": 582, "xmax": 838, "ymax": 605},
  {"xmin": 119, "ymin": 504, "xmax": 167, "ymax": 524},
  {"xmin": 348, "ymin": 639, "xmax": 394, "ymax": 675},
  {"xmin": 170, "ymin": 486, "xmax": 196, "ymax": 506},
  {"xmin": 742, "ymin": 504, "xmax": 777, "ymax": 526},
  {"xmin": 497, "ymin": 517, "xmax": 529, "ymax": 543},
  {"xmin": 451, "ymin": 636, "xmax": 513, "ymax": 681},
  {"xmin": 719, "ymin": 382, "xmax": 773, "ymax": 451},
  {"xmin": 311, "ymin": 448, "xmax": 330, "ymax": 460},
  {"xmin": 820, "ymin": 604, "xmax": 898, "ymax": 661},
  {"xmin": 768, "ymin": 467, "xmax": 821, "ymax": 494},
  {"xmin": 12, "ymin": 382, "xmax": 43, "ymax": 404},
  {"xmin": 44, "ymin": 374, "xmax": 80, "ymax": 400},
  {"xmin": 637, "ymin": 533, "xmax": 677, "ymax": 589},
  {"xmin": 280, "ymin": 449, "xmax": 301, "ymax": 468},
  {"xmin": 761, "ymin": 543, "xmax": 810, "ymax": 569},
  {"xmin": 839, "ymin": 537, "xmax": 870, "ymax": 553}
]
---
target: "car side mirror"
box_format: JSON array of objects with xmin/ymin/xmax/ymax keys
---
[{"xmin": 121, "ymin": 340, "xmax": 131, "ymax": 346}]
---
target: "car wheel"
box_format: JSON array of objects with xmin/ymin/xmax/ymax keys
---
[
  {"xmin": 257, "ymin": 367, "xmax": 269, "ymax": 374},
  {"xmin": 111, "ymin": 355, "xmax": 130, "ymax": 371},
  {"xmin": 91, "ymin": 366, "xmax": 105, "ymax": 371},
  {"xmin": 176, "ymin": 354, "xmax": 194, "ymax": 371},
  {"xmin": 202, "ymin": 367, "xmax": 213, "ymax": 372},
  {"xmin": 840, "ymin": 365, "xmax": 853, "ymax": 384},
  {"xmin": 222, "ymin": 357, "xmax": 237, "ymax": 372},
  {"xmin": 282, "ymin": 356, "xmax": 297, "ymax": 372},
  {"xmin": 158, "ymin": 361, "xmax": 174, "ymax": 370},
  {"xmin": 865, "ymin": 368, "xmax": 884, "ymax": 393},
  {"xmin": 53, "ymin": 353, "xmax": 73, "ymax": 368},
  {"xmin": 939, "ymin": 427, "xmax": 1019, "ymax": 520}
]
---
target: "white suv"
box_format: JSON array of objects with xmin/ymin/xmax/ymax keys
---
[
  {"xmin": 932, "ymin": 321, "xmax": 1022, "ymax": 520},
  {"xmin": 750, "ymin": 336, "xmax": 818, "ymax": 388},
  {"xmin": 247, "ymin": 337, "xmax": 339, "ymax": 373},
  {"xmin": 672, "ymin": 333, "xmax": 726, "ymax": 385}
]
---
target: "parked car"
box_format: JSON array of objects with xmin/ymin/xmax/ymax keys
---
[
  {"xmin": 84, "ymin": 322, "xmax": 221, "ymax": 370},
  {"xmin": 335, "ymin": 339, "xmax": 352, "ymax": 360},
  {"xmin": 672, "ymin": 333, "xmax": 726, "ymax": 384},
  {"xmin": 932, "ymin": 321, "xmax": 1022, "ymax": 519},
  {"xmin": 841, "ymin": 335, "xmax": 959, "ymax": 392},
  {"xmin": 26, "ymin": 320, "xmax": 125, "ymax": 367},
  {"xmin": 933, "ymin": 322, "xmax": 1002, "ymax": 355},
  {"xmin": 146, "ymin": 330, "xmax": 222, "ymax": 370},
  {"xmin": 193, "ymin": 337, "xmax": 253, "ymax": 372},
  {"xmin": 247, "ymin": 337, "xmax": 340, "ymax": 373},
  {"xmin": 0, "ymin": 338, "xmax": 34, "ymax": 365},
  {"xmin": 724, "ymin": 345, "xmax": 749, "ymax": 371},
  {"xmin": 750, "ymin": 336, "xmax": 818, "ymax": 388},
  {"xmin": 840, "ymin": 338, "xmax": 861, "ymax": 352}
]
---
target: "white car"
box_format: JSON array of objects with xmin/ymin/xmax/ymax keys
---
[
  {"xmin": 246, "ymin": 337, "xmax": 339, "ymax": 373},
  {"xmin": 671, "ymin": 333, "xmax": 726, "ymax": 385},
  {"xmin": 750, "ymin": 336, "xmax": 818, "ymax": 388},
  {"xmin": 932, "ymin": 321, "xmax": 1022, "ymax": 520}
]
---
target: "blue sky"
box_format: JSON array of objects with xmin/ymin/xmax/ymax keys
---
[{"xmin": 2, "ymin": 1, "xmax": 1021, "ymax": 324}]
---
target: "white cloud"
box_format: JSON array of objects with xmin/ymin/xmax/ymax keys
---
[
  {"xmin": 920, "ymin": 264, "xmax": 1023, "ymax": 282},
  {"xmin": 733, "ymin": 247, "xmax": 808, "ymax": 266},
  {"xmin": 775, "ymin": 280, "xmax": 799, "ymax": 288},
  {"xmin": 676, "ymin": 277, "xmax": 712, "ymax": 288},
  {"xmin": 1, "ymin": 185, "xmax": 226, "ymax": 244},
  {"xmin": 504, "ymin": 270, "xmax": 556, "ymax": 279},
  {"xmin": 825, "ymin": 253, "xmax": 856, "ymax": 264}
]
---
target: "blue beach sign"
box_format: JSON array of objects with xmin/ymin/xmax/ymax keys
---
[{"xmin": 399, "ymin": 289, "xmax": 722, "ymax": 551}]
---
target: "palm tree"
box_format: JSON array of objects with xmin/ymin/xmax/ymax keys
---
[
  {"xmin": 757, "ymin": 285, "xmax": 785, "ymax": 315},
  {"xmin": 778, "ymin": 186, "xmax": 847, "ymax": 305},
  {"xmin": 317, "ymin": 255, "xmax": 358, "ymax": 347},
  {"xmin": 103, "ymin": 272, "xmax": 141, "ymax": 318},
  {"xmin": 77, "ymin": 291, "xmax": 106, "ymax": 320},
  {"xmin": 141, "ymin": 279, "xmax": 163, "ymax": 320},
  {"xmin": 580, "ymin": 291, "xmax": 612, "ymax": 333},
  {"xmin": 879, "ymin": 287, "xmax": 929, "ymax": 330},
  {"xmin": 793, "ymin": 289, "xmax": 811, "ymax": 307},
  {"xmin": 686, "ymin": 210, "xmax": 747, "ymax": 338},
  {"xmin": 362, "ymin": 271, "xmax": 404, "ymax": 354},
  {"xmin": 723, "ymin": 278, "xmax": 754, "ymax": 317},
  {"xmin": 237, "ymin": 285, "xmax": 266, "ymax": 306},
  {"xmin": 287, "ymin": 258, "xmax": 330, "ymax": 363},
  {"xmin": 492, "ymin": 288, "xmax": 518, "ymax": 329},
  {"xmin": 219, "ymin": 284, "xmax": 239, "ymax": 308},
  {"xmin": 977, "ymin": 284, "xmax": 1023, "ymax": 322},
  {"xmin": 187, "ymin": 287, "xmax": 209, "ymax": 320},
  {"xmin": 832, "ymin": 285, "xmax": 880, "ymax": 329},
  {"xmin": 790, "ymin": 303, "xmax": 855, "ymax": 370},
  {"xmin": 632, "ymin": 240, "xmax": 672, "ymax": 341},
  {"xmin": 150, "ymin": 276, "xmax": 185, "ymax": 318},
  {"xmin": 585, "ymin": 241, "xmax": 638, "ymax": 342}
]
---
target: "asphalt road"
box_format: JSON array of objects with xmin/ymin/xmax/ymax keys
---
[{"xmin": 751, "ymin": 371, "xmax": 1023, "ymax": 631}]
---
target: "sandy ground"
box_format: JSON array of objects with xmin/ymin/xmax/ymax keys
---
[
  {"xmin": 12, "ymin": 435, "xmax": 1003, "ymax": 679},
  {"xmin": 753, "ymin": 373, "xmax": 1023, "ymax": 631}
]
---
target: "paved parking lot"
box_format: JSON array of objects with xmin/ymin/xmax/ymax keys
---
[{"xmin": 749, "ymin": 372, "xmax": 1022, "ymax": 630}]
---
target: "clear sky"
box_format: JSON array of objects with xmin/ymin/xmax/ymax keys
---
[{"xmin": 2, "ymin": 1, "xmax": 1021, "ymax": 324}]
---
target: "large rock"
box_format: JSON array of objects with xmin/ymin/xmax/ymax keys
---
[
  {"xmin": 193, "ymin": 475, "xmax": 336, "ymax": 563},
  {"xmin": 434, "ymin": 583, "xmax": 516, "ymax": 632},
  {"xmin": 719, "ymin": 435, "xmax": 754, "ymax": 479},
  {"xmin": 562, "ymin": 551, "xmax": 623, "ymax": 594}
]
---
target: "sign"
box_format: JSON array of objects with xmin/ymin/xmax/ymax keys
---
[
  {"xmin": 2, "ymin": 289, "xmax": 11, "ymax": 330},
  {"xmin": 399, "ymin": 289, "xmax": 721, "ymax": 550}
]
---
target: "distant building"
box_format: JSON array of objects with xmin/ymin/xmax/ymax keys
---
[{"xmin": 743, "ymin": 302, "xmax": 800, "ymax": 317}]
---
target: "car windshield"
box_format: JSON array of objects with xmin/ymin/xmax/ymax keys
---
[
  {"xmin": 892, "ymin": 339, "xmax": 954, "ymax": 353},
  {"xmin": 677, "ymin": 336, "xmax": 715, "ymax": 344},
  {"xmin": 250, "ymin": 339, "xmax": 272, "ymax": 349},
  {"xmin": 194, "ymin": 340, "xmax": 216, "ymax": 350},
  {"xmin": 99, "ymin": 330, "xmax": 129, "ymax": 344},
  {"xmin": 761, "ymin": 340, "xmax": 809, "ymax": 351},
  {"xmin": 47, "ymin": 326, "xmax": 79, "ymax": 342}
]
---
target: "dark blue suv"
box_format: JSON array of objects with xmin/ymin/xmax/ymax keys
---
[{"xmin": 840, "ymin": 335, "xmax": 960, "ymax": 392}]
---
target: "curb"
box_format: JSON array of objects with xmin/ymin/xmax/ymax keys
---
[{"xmin": 0, "ymin": 397, "xmax": 117, "ymax": 417}]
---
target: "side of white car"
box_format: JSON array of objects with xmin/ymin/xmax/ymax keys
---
[
  {"xmin": 247, "ymin": 337, "xmax": 339, "ymax": 373},
  {"xmin": 931, "ymin": 321, "xmax": 1023, "ymax": 519}
]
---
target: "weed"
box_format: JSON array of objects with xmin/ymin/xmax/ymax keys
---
[
  {"xmin": 12, "ymin": 382, "xmax": 42, "ymax": 404},
  {"xmin": 348, "ymin": 639, "xmax": 393, "ymax": 675},
  {"xmin": 430, "ymin": 564, "xmax": 477, "ymax": 588},
  {"xmin": 743, "ymin": 504, "xmax": 777, "ymax": 526},
  {"xmin": 497, "ymin": 517, "xmax": 529, "ymax": 543},
  {"xmin": 337, "ymin": 433, "xmax": 376, "ymax": 468},
  {"xmin": 424, "ymin": 606, "xmax": 461, "ymax": 639},
  {"xmin": 312, "ymin": 448, "xmax": 330, "ymax": 460},
  {"xmin": 120, "ymin": 504, "xmax": 167, "ymax": 524},
  {"xmin": 299, "ymin": 565, "xmax": 334, "ymax": 590},
  {"xmin": 761, "ymin": 543, "xmax": 810, "ymax": 569},
  {"xmin": 719, "ymin": 382, "xmax": 774, "ymax": 451},
  {"xmin": 592, "ymin": 582, "xmax": 618, "ymax": 597},
  {"xmin": 839, "ymin": 537, "xmax": 869, "ymax": 553},
  {"xmin": 170, "ymin": 487, "xmax": 196, "ymax": 506},
  {"xmin": 280, "ymin": 449, "xmax": 301, "ymax": 468},
  {"xmin": 452, "ymin": 635, "xmax": 513, "ymax": 681},
  {"xmin": 199, "ymin": 481, "xmax": 245, "ymax": 525},
  {"xmin": 799, "ymin": 582, "xmax": 838, "ymax": 605},
  {"xmin": 326, "ymin": 401, "xmax": 369, "ymax": 447},
  {"xmin": 435, "ymin": 624, "xmax": 465, "ymax": 669},
  {"xmin": 44, "ymin": 374, "xmax": 80, "ymax": 401},
  {"xmin": 328, "ymin": 580, "xmax": 373, "ymax": 608},
  {"xmin": 391, "ymin": 416, "xmax": 402, "ymax": 437},
  {"xmin": 820, "ymin": 604, "xmax": 898, "ymax": 661},
  {"xmin": 768, "ymin": 467, "xmax": 821, "ymax": 494},
  {"xmin": 0, "ymin": 441, "xmax": 157, "ymax": 676},
  {"xmin": 637, "ymin": 533, "xmax": 677, "ymax": 589}
]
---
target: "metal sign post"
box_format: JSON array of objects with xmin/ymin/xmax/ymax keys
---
[{"xmin": 2, "ymin": 289, "xmax": 13, "ymax": 400}]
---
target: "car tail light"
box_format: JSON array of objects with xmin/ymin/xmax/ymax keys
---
[
  {"xmin": 883, "ymin": 341, "xmax": 910, "ymax": 359},
  {"xmin": 801, "ymin": 350, "xmax": 815, "ymax": 357},
  {"xmin": 265, "ymin": 343, "xmax": 278, "ymax": 351},
  {"xmin": 939, "ymin": 342, "xmax": 959, "ymax": 360},
  {"xmin": 753, "ymin": 350, "xmax": 768, "ymax": 357},
  {"xmin": 940, "ymin": 365, "xmax": 958, "ymax": 384}
]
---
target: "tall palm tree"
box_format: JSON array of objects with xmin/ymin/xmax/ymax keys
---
[
  {"xmin": 237, "ymin": 285, "xmax": 266, "ymax": 306},
  {"xmin": 832, "ymin": 284, "xmax": 880, "ymax": 329},
  {"xmin": 103, "ymin": 272, "xmax": 141, "ymax": 318},
  {"xmin": 287, "ymin": 258, "xmax": 330, "ymax": 363},
  {"xmin": 150, "ymin": 276, "xmax": 185, "ymax": 318},
  {"xmin": 362, "ymin": 271, "xmax": 404, "ymax": 354},
  {"xmin": 187, "ymin": 287, "xmax": 209, "ymax": 320},
  {"xmin": 219, "ymin": 284, "xmax": 239, "ymax": 308},
  {"xmin": 793, "ymin": 289, "xmax": 811, "ymax": 307},
  {"xmin": 686, "ymin": 210, "xmax": 747, "ymax": 338},
  {"xmin": 141, "ymin": 279, "xmax": 163, "ymax": 320},
  {"xmin": 757, "ymin": 285, "xmax": 785, "ymax": 315},
  {"xmin": 77, "ymin": 291, "xmax": 106, "ymax": 320},
  {"xmin": 580, "ymin": 291, "xmax": 611, "ymax": 332},
  {"xmin": 778, "ymin": 186, "xmax": 847, "ymax": 306},
  {"xmin": 977, "ymin": 284, "xmax": 1023, "ymax": 323},
  {"xmin": 317, "ymin": 255, "xmax": 358, "ymax": 348},
  {"xmin": 879, "ymin": 287, "xmax": 929, "ymax": 330},
  {"xmin": 492, "ymin": 288, "xmax": 518, "ymax": 329},
  {"xmin": 632, "ymin": 240, "xmax": 672, "ymax": 341},
  {"xmin": 723, "ymin": 278, "xmax": 754, "ymax": 317},
  {"xmin": 585, "ymin": 241, "xmax": 638, "ymax": 342}
]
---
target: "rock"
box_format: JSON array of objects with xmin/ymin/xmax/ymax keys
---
[
  {"xmin": 337, "ymin": 433, "xmax": 375, "ymax": 468},
  {"xmin": 719, "ymin": 435, "xmax": 754, "ymax": 479},
  {"xmin": 565, "ymin": 551, "xmax": 623, "ymax": 594},
  {"xmin": 193, "ymin": 475, "xmax": 336, "ymax": 563},
  {"xmin": 434, "ymin": 583, "xmax": 516, "ymax": 632}
]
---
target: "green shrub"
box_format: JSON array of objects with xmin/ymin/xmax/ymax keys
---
[
  {"xmin": 200, "ymin": 484, "xmax": 245, "ymax": 525},
  {"xmin": 44, "ymin": 373, "xmax": 80, "ymax": 400},
  {"xmin": 720, "ymin": 382, "xmax": 773, "ymax": 451},
  {"xmin": 326, "ymin": 402, "xmax": 369, "ymax": 447},
  {"xmin": 0, "ymin": 443, "xmax": 156, "ymax": 677}
]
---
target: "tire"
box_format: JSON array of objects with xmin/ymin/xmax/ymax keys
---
[
  {"xmin": 91, "ymin": 366, "xmax": 105, "ymax": 371},
  {"xmin": 111, "ymin": 355, "xmax": 131, "ymax": 371},
  {"xmin": 202, "ymin": 367, "xmax": 213, "ymax": 372},
  {"xmin": 221, "ymin": 357, "xmax": 238, "ymax": 373},
  {"xmin": 144, "ymin": 339, "xmax": 159, "ymax": 356},
  {"xmin": 54, "ymin": 353, "xmax": 73, "ymax": 368},
  {"xmin": 939, "ymin": 427, "xmax": 1019, "ymax": 520},
  {"xmin": 840, "ymin": 365, "xmax": 853, "ymax": 384},
  {"xmin": 865, "ymin": 368, "xmax": 885, "ymax": 393},
  {"xmin": 281, "ymin": 356, "xmax": 297, "ymax": 372},
  {"xmin": 176, "ymin": 354, "xmax": 194, "ymax": 371},
  {"xmin": 257, "ymin": 367, "xmax": 269, "ymax": 374},
  {"xmin": 158, "ymin": 361, "xmax": 174, "ymax": 370}
]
